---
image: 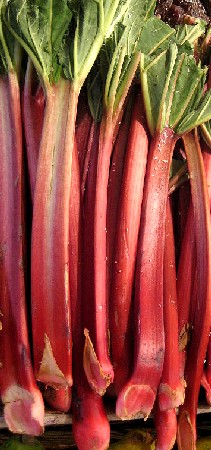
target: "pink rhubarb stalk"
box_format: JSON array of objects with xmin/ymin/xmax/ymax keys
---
[{"xmin": 0, "ymin": 71, "xmax": 44, "ymax": 435}]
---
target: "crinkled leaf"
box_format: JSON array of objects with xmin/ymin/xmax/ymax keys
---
[
  {"xmin": 176, "ymin": 90, "xmax": 211, "ymax": 135},
  {"xmin": 61, "ymin": 0, "xmax": 130, "ymax": 87},
  {"xmin": 175, "ymin": 19, "xmax": 207, "ymax": 47},
  {"xmin": 140, "ymin": 43, "xmax": 209, "ymax": 136},
  {"xmin": 101, "ymin": 0, "xmax": 157, "ymax": 115},
  {"xmin": 5, "ymin": 0, "xmax": 72, "ymax": 83},
  {"xmin": 140, "ymin": 44, "xmax": 178, "ymax": 134},
  {"xmin": 169, "ymin": 54, "xmax": 207, "ymax": 129}
]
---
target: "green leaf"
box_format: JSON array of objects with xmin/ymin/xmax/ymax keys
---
[
  {"xmin": 140, "ymin": 44, "xmax": 178, "ymax": 134},
  {"xmin": 138, "ymin": 16, "xmax": 175, "ymax": 56},
  {"xmin": 62, "ymin": 0, "xmax": 130, "ymax": 88},
  {"xmin": 0, "ymin": 0, "xmax": 23, "ymax": 75},
  {"xmin": 140, "ymin": 42, "xmax": 210, "ymax": 136},
  {"xmin": 169, "ymin": 55, "xmax": 207, "ymax": 130},
  {"xmin": 101, "ymin": 0, "xmax": 157, "ymax": 117},
  {"xmin": 5, "ymin": 0, "xmax": 72, "ymax": 83},
  {"xmin": 201, "ymin": 120, "xmax": 211, "ymax": 148},
  {"xmin": 176, "ymin": 90, "xmax": 211, "ymax": 135},
  {"xmin": 175, "ymin": 19, "xmax": 207, "ymax": 47}
]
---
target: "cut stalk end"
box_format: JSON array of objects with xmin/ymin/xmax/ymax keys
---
[
  {"xmin": 116, "ymin": 383, "xmax": 156, "ymax": 420},
  {"xmin": 2, "ymin": 385, "xmax": 44, "ymax": 435},
  {"xmin": 158, "ymin": 380, "xmax": 186, "ymax": 411},
  {"xmin": 36, "ymin": 334, "xmax": 72, "ymax": 388},
  {"xmin": 83, "ymin": 329, "xmax": 114, "ymax": 395}
]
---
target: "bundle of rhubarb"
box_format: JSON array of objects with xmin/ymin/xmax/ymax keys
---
[{"xmin": 0, "ymin": 0, "xmax": 210, "ymax": 449}]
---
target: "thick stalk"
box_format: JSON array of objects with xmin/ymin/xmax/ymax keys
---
[
  {"xmin": 31, "ymin": 80, "xmax": 78, "ymax": 387},
  {"xmin": 116, "ymin": 128, "xmax": 177, "ymax": 419},
  {"xmin": 110, "ymin": 89, "xmax": 148, "ymax": 394},
  {"xmin": 177, "ymin": 131, "xmax": 211, "ymax": 450},
  {"xmin": 0, "ymin": 72, "xmax": 44, "ymax": 435}
]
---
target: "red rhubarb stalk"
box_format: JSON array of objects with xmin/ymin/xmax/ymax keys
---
[
  {"xmin": 154, "ymin": 406, "xmax": 177, "ymax": 450},
  {"xmin": 116, "ymin": 42, "xmax": 211, "ymax": 420},
  {"xmin": 72, "ymin": 119, "xmax": 110, "ymax": 450},
  {"xmin": 22, "ymin": 57, "xmax": 72, "ymax": 411},
  {"xmin": 110, "ymin": 87, "xmax": 149, "ymax": 395},
  {"xmin": 106, "ymin": 91, "xmax": 135, "ymax": 303},
  {"xmin": 177, "ymin": 202, "xmax": 196, "ymax": 379},
  {"xmin": 0, "ymin": 63, "xmax": 44, "ymax": 434},
  {"xmin": 83, "ymin": 50, "xmax": 141, "ymax": 394},
  {"xmin": 153, "ymin": 198, "xmax": 185, "ymax": 450},
  {"xmin": 177, "ymin": 131, "xmax": 211, "ymax": 450},
  {"xmin": 116, "ymin": 127, "xmax": 176, "ymax": 419},
  {"xmin": 75, "ymin": 91, "xmax": 93, "ymax": 182},
  {"xmin": 31, "ymin": 79, "xmax": 75, "ymax": 387},
  {"xmin": 200, "ymin": 142, "xmax": 211, "ymax": 404},
  {"xmin": 22, "ymin": 57, "xmax": 45, "ymax": 200},
  {"xmin": 159, "ymin": 197, "xmax": 185, "ymax": 412},
  {"xmin": 6, "ymin": 0, "xmax": 123, "ymax": 390}
]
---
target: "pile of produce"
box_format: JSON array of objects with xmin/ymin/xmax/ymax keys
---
[{"xmin": 0, "ymin": 0, "xmax": 210, "ymax": 449}]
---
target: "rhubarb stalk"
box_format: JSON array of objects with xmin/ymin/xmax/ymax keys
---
[
  {"xmin": 0, "ymin": 5, "xmax": 44, "ymax": 433},
  {"xmin": 83, "ymin": 1, "xmax": 169, "ymax": 396},
  {"xmin": 116, "ymin": 42, "xmax": 211, "ymax": 420},
  {"xmin": 109, "ymin": 86, "xmax": 149, "ymax": 394},
  {"xmin": 6, "ymin": 0, "xmax": 123, "ymax": 388},
  {"xmin": 177, "ymin": 131, "xmax": 211, "ymax": 450}
]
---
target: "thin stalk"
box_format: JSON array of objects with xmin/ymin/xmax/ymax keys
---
[
  {"xmin": 110, "ymin": 88, "xmax": 149, "ymax": 395},
  {"xmin": 22, "ymin": 57, "xmax": 45, "ymax": 200},
  {"xmin": 177, "ymin": 131, "xmax": 211, "ymax": 450},
  {"xmin": 158, "ymin": 197, "xmax": 185, "ymax": 412}
]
